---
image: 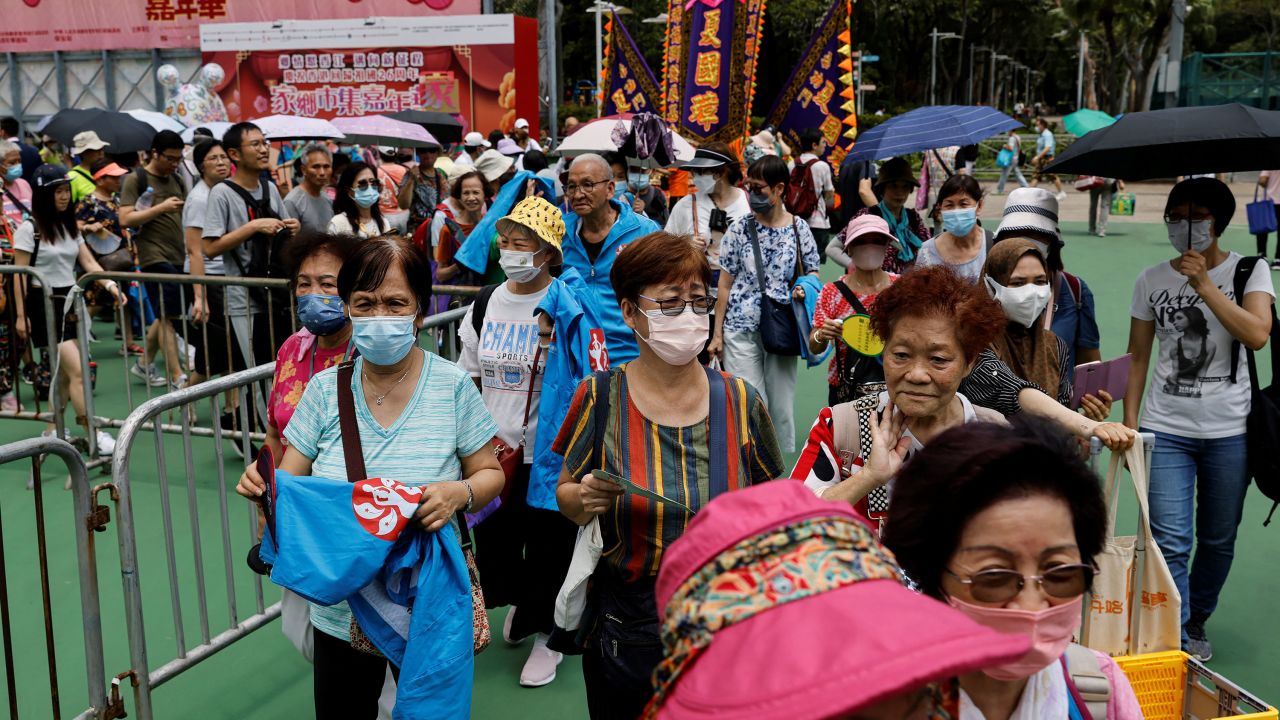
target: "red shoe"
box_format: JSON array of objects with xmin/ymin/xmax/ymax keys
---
[{"xmin": 119, "ymin": 343, "xmax": 145, "ymax": 356}]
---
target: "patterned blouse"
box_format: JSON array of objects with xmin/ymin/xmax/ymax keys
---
[
  {"xmin": 719, "ymin": 215, "xmax": 822, "ymax": 334},
  {"xmin": 269, "ymin": 330, "xmax": 351, "ymax": 445},
  {"xmin": 812, "ymin": 274, "xmax": 898, "ymax": 386}
]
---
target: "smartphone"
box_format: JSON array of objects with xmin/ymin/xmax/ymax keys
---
[
  {"xmin": 1070, "ymin": 354, "xmax": 1132, "ymax": 410},
  {"xmin": 592, "ymin": 469, "xmax": 695, "ymax": 514}
]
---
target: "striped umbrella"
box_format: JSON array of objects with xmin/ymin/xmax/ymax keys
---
[{"xmin": 845, "ymin": 105, "xmax": 1023, "ymax": 162}]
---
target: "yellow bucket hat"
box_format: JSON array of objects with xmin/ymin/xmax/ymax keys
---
[{"xmin": 496, "ymin": 196, "xmax": 566, "ymax": 258}]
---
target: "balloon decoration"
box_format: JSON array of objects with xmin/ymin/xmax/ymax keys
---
[{"xmin": 159, "ymin": 63, "xmax": 231, "ymax": 128}]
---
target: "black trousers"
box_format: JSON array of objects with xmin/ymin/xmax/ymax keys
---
[
  {"xmin": 582, "ymin": 574, "xmax": 662, "ymax": 720},
  {"xmin": 312, "ymin": 628, "xmax": 398, "ymax": 720},
  {"xmin": 473, "ymin": 464, "xmax": 578, "ymax": 641},
  {"xmin": 1255, "ymin": 204, "xmax": 1280, "ymax": 260}
]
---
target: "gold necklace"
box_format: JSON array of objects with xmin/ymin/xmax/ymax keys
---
[{"xmin": 363, "ymin": 363, "xmax": 412, "ymax": 406}]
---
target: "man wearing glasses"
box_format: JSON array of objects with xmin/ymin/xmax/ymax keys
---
[
  {"xmin": 203, "ymin": 122, "xmax": 300, "ymax": 426},
  {"xmin": 559, "ymin": 153, "xmax": 660, "ymax": 364},
  {"xmin": 119, "ymin": 130, "xmax": 190, "ymax": 388}
]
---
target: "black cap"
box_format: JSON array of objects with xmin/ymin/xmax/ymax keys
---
[
  {"xmin": 680, "ymin": 148, "xmax": 734, "ymax": 169},
  {"xmin": 33, "ymin": 164, "xmax": 70, "ymax": 189}
]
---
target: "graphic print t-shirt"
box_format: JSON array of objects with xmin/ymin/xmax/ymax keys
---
[
  {"xmin": 1130, "ymin": 252, "xmax": 1275, "ymax": 438},
  {"xmin": 459, "ymin": 283, "xmax": 550, "ymax": 459}
]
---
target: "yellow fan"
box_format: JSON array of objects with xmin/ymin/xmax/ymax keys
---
[{"xmin": 841, "ymin": 314, "xmax": 884, "ymax": 357}]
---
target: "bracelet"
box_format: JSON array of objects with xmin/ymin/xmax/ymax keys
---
[
  {"xmin": 811, "ymin": 329, "xmax": 827, "ymax": 345},
  {"xmin": 457, "ymin": 479, "xmax": 474, "ymax": 513}
]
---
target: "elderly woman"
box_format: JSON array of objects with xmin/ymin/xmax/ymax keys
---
[
  {"xmin": 836, "ymin": 156, "xmax": 931, "ymax": 274},
  {"xmin": 459, "ymin": 197, "xmax": 604, "ymax": 689},
  {"xmin": 555, "ymin": 231, "xmax": 784, "ymax": 720},
  {"xmin": 1124, "ymin": 177, "xmax": 1274, "ymax": 661},
  {"xmin": 883, "ymin": 419, "xmax": 1143, "ymax": 719},
  {"xmin": 981, "ymin": 239, "xmax": 1111, "ymax": 421},
  {"xmin": 916, "ymin": 174, "xmax": 991, "ymax": 283},
  {"xmin": 709, "ymin": 155, "xmax": 822, "ymax": 453},
  {"xmin": 645, "ymin": 481, "xmax": 1031, "ymax": 720},
  {"xmin": 237, "ymin": 235, "xmax": 504, "ymax": 719}
]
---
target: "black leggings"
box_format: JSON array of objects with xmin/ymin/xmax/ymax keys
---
[{"xmin": 312, "ymin": 628, "xmax": 398, "ymax": 719}]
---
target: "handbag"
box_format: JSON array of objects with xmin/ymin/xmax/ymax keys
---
[
  {"xmin": 995, "ymin": 148, "xmax": 1014, "ymax": 168},
  {"xmin": 491, "ymin": 341, "xmax": 543, "ymax": 486},
  {"xmin": 1247, "ymin": 184, "xmax": 1279, "ymax": 235},
  {"xmin": 746, "ymin": 218, "xmax": 803, "ymax": 356},
  {"xmin": 336, "ymin": 361, "xmax": 491, "ymax": 656},
  {"xmin": 1073, "ymin": 175, "xmax": 1106, "ymax": 192},
  {"xmin": 1110, "ymin": 192, "xmax": 1136, "ymax": 216},
  {"xmin": 1080, "ymin": 436, "xmax": 1182, "ymax": 656}
]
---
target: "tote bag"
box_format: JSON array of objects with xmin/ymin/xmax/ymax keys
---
[
  {"xmin": 1081, "ymin": 437, "xmax": 1182, "ymax": 656},
  {"xmin": 1247, "ymin": 185, "xmax": 1278, "ymax": 235}
]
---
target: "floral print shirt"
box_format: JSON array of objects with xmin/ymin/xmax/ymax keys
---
[
  {"xmin": 269, "ymin": 329, "xmax": 351, "ymax": 445},
  {"xmin": 719, "ymin": 215, "xmax": 821, "ymax": 334}
]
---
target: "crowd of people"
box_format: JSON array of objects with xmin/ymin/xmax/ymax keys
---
[{"xmin": 2, "ymin": 109, "xmax": 1274, "ymax": 718}]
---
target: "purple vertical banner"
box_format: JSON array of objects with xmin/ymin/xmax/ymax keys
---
[
  {"xmin": 602, "ymin": 12, "xmax": 664, "ymax": 117},
  {"xmin": 666, "ymin": 0, "xmax": 767, "ymax": 144},
  {"xmin": 764, "ymin": 0, "xmax": 853, "ymax": 168}
]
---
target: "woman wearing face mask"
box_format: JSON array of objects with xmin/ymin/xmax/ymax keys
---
[
  {"xmin": 840, "ymin": 156, "xmax": 931, "ymax": 274},
  {"xmin": 625, "ymin": 164, "xmax": 667, "ymax": 226},
  {"xmin": 458, "ymin": 197, "xmax": 605, "ymax": 689},
  {"xmin": 328, "ymin": 162, "xmax": 391, "ymax": 238},
  {"xmin": 263, "ymin": 231, "xmax": 361, "ymax": 459},
  {"xmin": 808, "ymin": 214, "xmax": 899, "ymax": 405},
  {"xmin": 916, "ymin": 175, "xmax": 990, "ymax": 283},
  {"xmin": 555, "ymin": 231, "xmax": 785, "ymax": 720},
  {"xmin": 664, "ymin": 144, "xmax": 750, "ymax": 277},
  {"xmin": 884, "ymin": 418, "xmax": 1143, "ymax": 720},
  {"xmin": 1124, "ymin": 177, "xmax": 1274, "ymax": 662},
  {"xmin": 709, "ymin": 155, "xmax": 821, "ymax": 453},
  {"xmin": 237, "ymin": 235, "xmax": 504, "ymax": 718}
]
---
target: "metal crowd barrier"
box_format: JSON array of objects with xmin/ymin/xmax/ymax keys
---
[
  {"xmin": 0, "ymin": 436, "xmax": 121, "ymax": 719},
  {"xmin": 0, "ymin": 265, "xmax": 67, "ymax": 440},
  {"xmin": 105, "ymin": 306, "xmax": 471, "ymax": 719}
]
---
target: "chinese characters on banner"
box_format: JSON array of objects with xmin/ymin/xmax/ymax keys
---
[
  {"xmin": 763, "ymin": 0, "xmax": 856, "ymax": 169},
  {"xmin": 264, "ymin": 51, "xmax": 461, "ymax": 117},
  {"xmin": 663, "ymin": 0, "xmax": 766, "ymax": 144},
  {"xmin": 600, "ymin": 12, "xmax": 663, "ymax": 117}
]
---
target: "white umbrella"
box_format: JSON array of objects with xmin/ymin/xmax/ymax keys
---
[
  {"xmin": 181, "ymin": 121, "xmax": 234, "ymax": 143},
  {"xmin": 251, "ymin": 115, "xmax": 344, "ymax": 141},
  {"xmin": 556, "ymin": 115, "xmax": 695, "ymax": 168},
  {"xmin": 125, "ymin": 109, "xmax": 187, "ymax": 134}
]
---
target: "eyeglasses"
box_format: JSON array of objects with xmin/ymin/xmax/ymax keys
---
[
  {"xmin": 946, "ymin": 563, "xmax": 1094, "ymax": 603},
  {"xmin": 637, "ymin": 294, "xmax": 714, "ymax": 316},
  {"xmin": 158, "ymin": 153, "xmax": 183, "ymax": 164},
  {"xmin": 354, "ymin": 179, "xmax": 383, "ymax": 192},
  {"xmin": 241, "ymin": 140, "xmax": 270, "ymax": 151},
  {"xmin": 564, "ymin": 179, "xmax": 609, "ymax": 196}
]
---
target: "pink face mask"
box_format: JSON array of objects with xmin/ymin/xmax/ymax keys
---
[
  {"xmin": 638, "ymin": 307, "xmax": 709, "ymax": 367},
  {"xmin": 946, "ymin": 595, "xmax": 1083, "ymax": 681}
]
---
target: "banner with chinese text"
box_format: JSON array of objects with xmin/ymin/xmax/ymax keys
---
[
  {"xmin": 0, "ymin": 0, "xmax": 479, "ymax": 53},
  {"xmin": 600, "ymin": 12, "xmax": 663, "ymax": 117},
  {"xmin": 763, "ymin": 0, "xmax": 855, "ymax": 169},
  {"xmin": 662, "ymin": 0, "xmax": 767, "ymax": 144},
  {"xmin": 202, "ymin": 16, "xmax": 539, "ymax": 137}
]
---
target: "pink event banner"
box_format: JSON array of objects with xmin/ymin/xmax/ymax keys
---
[{"xmin": 0, "ymin": 0, "xmax": 481, "ymax": 53}]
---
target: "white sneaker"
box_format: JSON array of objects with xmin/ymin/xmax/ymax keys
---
[
  {"xmin": 130, "ymin": 362, "xmax": 168, "ymax": 388},
  {"xmin": 518, "ymin": 634, "xmax": 563, "ymax": 688},
  {"xmin": 1055, "ymin": 191, "xmax": 1068, "ymax": 201},
  {"xmin": 503, "ymin": 606, "xmax": 523, "ymax": 645},
  {"xmin": 178, "ymin": 337, "xmax": 196, "ymax": 371},
  {"xmin": 95, "ymin": 429, "xmax": 116, "ymax": 457}
]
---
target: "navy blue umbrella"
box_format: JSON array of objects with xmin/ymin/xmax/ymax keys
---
[{"xmin": 846, "ymin": 105, "xmax": 1023, "ymax": 162}]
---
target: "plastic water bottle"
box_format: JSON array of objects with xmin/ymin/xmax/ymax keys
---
[{"xmin": 134, "ymin": 187, "xmax": 154, "ymax": 211}]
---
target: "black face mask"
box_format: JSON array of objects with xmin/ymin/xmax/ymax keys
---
[{"xmin": 748, "ymin": 192, "xmax": 774, "ymax": 215}]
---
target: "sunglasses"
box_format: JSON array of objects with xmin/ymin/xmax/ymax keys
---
[
  {"xmin": 946, "ymin": 563, "xmax": 1093, "ymax": 604},
  {"xmin": 354, "ymin": 179, "xmax": 383, "ymax": 192},
  {"xmin": 637, "ymin": 294, "xmax": 715, "ymax": 317}
]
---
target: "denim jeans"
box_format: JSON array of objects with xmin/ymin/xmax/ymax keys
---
[{"xmin": 1142, "ymin": 429, "xmax": 1250, "ymax": 643}]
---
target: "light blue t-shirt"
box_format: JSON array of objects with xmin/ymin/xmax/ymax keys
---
[
  {"xmin": 284, "ymin": 349, "xmax": 498, "ymax": 640},
  {"xmin": 1036, "ymin": 128, "xmax": 1056, "ymax": 158}
]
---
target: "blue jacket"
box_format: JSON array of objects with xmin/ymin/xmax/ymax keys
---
[
  {"xmin": 261, "ymin": 472, "xmax": 473, "ymax": 720},
  {"xmin": 794, "ymin": 274, "xmax": 832, "ymax": 368},
  {"xmin": 560, "ymin": 199, "xmax": 661, "ymax": 364},
  {"xmin": 528, "ymin": 268, "xmax": 609, "ymax": 510}
]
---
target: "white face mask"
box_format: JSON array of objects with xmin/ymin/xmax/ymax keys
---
[
  {"xmin": 691, "ymin": 173, "xmax": 717, "ymax": 195},
  {"xmin": 848, "ymin": 244, "xmax": 887, "ymax": 271},
  {"xmin": 1167, "ymin": 219, "xmax": 1214, "ymax": 254},
  {"xmin": 499, "ymin": 248, "xmax": 546, "ymax": 283},
  {"xmin": 985, "ymin": 277, "xmax": 1052, "ymax": 329}
]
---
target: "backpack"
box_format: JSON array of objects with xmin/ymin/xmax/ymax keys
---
[
  {"xmin": 470, "ymin": 283, "xmax": 501, "ymax": 337},
  {"xmin": 1230, "ymin": 254, "xmax": 1280, "ymax": 524},
  {"xmin": 784, "ymin": 159, "xmax": 821, "ymax": 218},
  {"xmin": 219, "ymin": 177, "xmax": 289, "ymax": 281},
  {"xmin": 830, "ymin": 395, "xmax": 889, "ymax": 520},
  {"xmin": 1064, "ymin": 643, "xmax": 1111, "ymax": 720}
]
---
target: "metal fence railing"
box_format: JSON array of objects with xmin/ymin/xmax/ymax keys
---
[
  {"xmin": 0, "ymin": 265, "xmax": 67, "ymax": 441},
  {"xmin": 0, "ymin": 436, "xmax": 123, "ymax": 719}
]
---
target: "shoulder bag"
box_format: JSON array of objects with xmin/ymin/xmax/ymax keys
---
[
  {"xmin": 1247, "ymin": 183, "xmax": 1279, "ymax": 235},
  {"xmin": 747, "ymin": 219, "xmax": 803, "ymax": 356},
  {"xmin": 336, "ymin": 360, "xmax": 491, "ymax": 656},
  {"xmin": 1230, "ymin": 255, "xmax": 1280, "ymax": 525},
  {"xmin": 829, "ymin": 394, "xmax": 890, "ymax": 522}
]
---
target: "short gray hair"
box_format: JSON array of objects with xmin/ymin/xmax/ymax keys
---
[
  {"xmin": 300, "ymin": 143, "xmax": 332, "ymax": 164},
  {"xmin": 568, "ymin": 153, "xmax": 610, "ymax": 181},
  {"xmin": 0, "ymin": 140, "xmax": 17, "ymax": 158}
]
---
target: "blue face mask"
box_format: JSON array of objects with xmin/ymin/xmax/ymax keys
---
[
  {"xmin": 350, "ymin": 314, "xmax": 418, "ymax": 366},
  {"xmin": 942, "ymin": 207, "xmax": 978, "ymax": 237},
  {"xmin": 296, "ymin": 294, "xmax": 348, "ymax": 336},
  {"xmin": 353, "ymin": 186, "xmax": 380, "ymax": 209},
  {"xmin": 627, "ymin": 171, "xmax": 649, "ymax": 193},
  {"xmin": 4, "ymin": 165, "xmax": 21, "ymax": 183}
]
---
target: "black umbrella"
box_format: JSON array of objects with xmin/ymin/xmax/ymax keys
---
[
  {"xmin": 383, "ymin": 111, "xmax": 464, "ymax": 145},
  {"xmin": 1044, "ymin": 103, "xmax": 1280, "ymax": 180},
  {"xmin": 42, "ymin": 108, "xmax": 157, "ymax": 154}
]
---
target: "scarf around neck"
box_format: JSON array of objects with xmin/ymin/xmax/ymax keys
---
[{"xmin": 879, "ymin": 201, "xmax": 923, "ymax": 262}]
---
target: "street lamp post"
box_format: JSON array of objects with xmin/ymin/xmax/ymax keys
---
[
  {"xmin": 992, "ymin": 54, "xmax": 1010, "ymax": 110},
  {"xmin": 929, "ymin": 28, "xmax": 961, "ymax": 105},
  {"xmin": 969, "ymin": 45, "xmax": 989, "ymax": 105}
]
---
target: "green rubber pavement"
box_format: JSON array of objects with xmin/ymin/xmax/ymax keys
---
[{"xmin": 0, "ymin": 218, "xmax": 1275, "ymax": 718}]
